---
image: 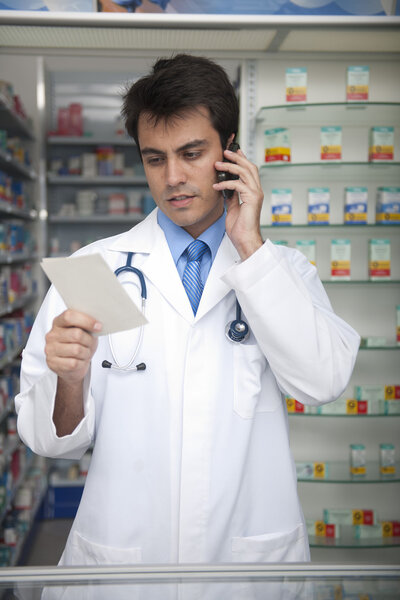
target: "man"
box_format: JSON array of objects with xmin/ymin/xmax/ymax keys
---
[{"xmin": 15, "ymin": 54, "xmax": 359, "ymax": 565}]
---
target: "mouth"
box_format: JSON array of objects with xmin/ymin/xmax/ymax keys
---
[{"xmin": 167, "ymin": 195, "xmax": 195, "ymax": 208}]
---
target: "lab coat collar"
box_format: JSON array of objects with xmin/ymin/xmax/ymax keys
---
[{"xmin": 107, "ymin": 209, "xmax": 240, "ymax": 323}]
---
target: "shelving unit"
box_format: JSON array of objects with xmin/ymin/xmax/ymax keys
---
[
  {"xmin": 256, "ymin": 98, "xmax": 400, "ymax": 558},
  {"xmin": 0, "ymin": 91, "xmax": 44, "ymax": 567}
]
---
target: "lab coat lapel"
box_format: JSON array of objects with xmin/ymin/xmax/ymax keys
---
[
  {"xmin": 108, "ymin": 210, "xmax": 194, "ymax": 323},
  {"xmin": 196, "ymin": 234, "xmax": 240, "ymax": 320}
]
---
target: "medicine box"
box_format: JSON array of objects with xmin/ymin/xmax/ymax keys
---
[
  {"xmin": 286, "ymin": 67, "xmax": 307, "ymax": 103},
  {"xmin": 346, "ymin": 65, "xmax": 369, "ymax": 102},
  {"xmin": 323, "ymin": 508, "xmax": 377, "ymax": 526},
  {"xmin": 271, "ymin": 188, "xmax": 292, "ymax": 225},
  {"xmin": 264, "ymin": 128, "xmax": 291, "ymax": 163},
  {"xmin": 369, "ymin": 126, "xmax": 394, "ymax": 161},
  {"xmin": 368, "ymin": 239, "xmax": 390, "ymax": 280},
  {"xmin": 320, "ymin": 126, "xmax": 342, "ymax": 161},
  {"xmin": 296, "ymin": 240, "xmax": 316, "ymax": 265},
  {"xmin": 376, "ymin": 187, "xmax": 400, "ymax": 224},
  {"xmin": 344, "ymin": 187, "xmax": 367, "ymax": 225},
  {"xmin": 308, "ymin": 188, "xmax": 330, "ymax": 225},
  {"xmin": 331, "ymin": 239, "xmax": 351, "ymax": 280}
]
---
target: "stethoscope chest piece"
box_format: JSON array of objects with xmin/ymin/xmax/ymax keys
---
[{"xmin": 225, "ymin": 319, "xmax": 250, "ymax": 343}]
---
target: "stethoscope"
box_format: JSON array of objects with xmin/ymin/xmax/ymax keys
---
[{"xmin": 102, "ymin": 252, "xmax": 250, "ymax": 372}]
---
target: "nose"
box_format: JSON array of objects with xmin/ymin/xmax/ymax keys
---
[{"xmin": 166, "ymin": 158, "xmax": 187, "ymax": 188}]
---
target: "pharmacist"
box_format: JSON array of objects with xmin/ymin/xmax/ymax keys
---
[{"xmin": 15, "ymin": 54, "xmax": 360, "ymax": 566}]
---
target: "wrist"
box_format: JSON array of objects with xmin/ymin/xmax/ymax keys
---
[{"xmin": 236, "ymin": 235, "xmax": 264, "ymax": 261}]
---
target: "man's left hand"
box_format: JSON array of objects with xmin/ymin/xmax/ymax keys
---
[{"xmin": 213, "ymin": 148, "xmax": 264, "ymax": 261}]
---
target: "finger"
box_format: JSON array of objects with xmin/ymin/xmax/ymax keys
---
[
  {"xmin": 223, "ymin": 149, "xmax": 260, "ymax": 179},
  {"xmin": 53, "ymin": 309, "xmax": 102, "ymax": 334},
  {"xmin": 49, "ymin": 341, "xmax": 95, "ymax": 361},
  {"xmin": 50, "ymin": 325, "xmax": 96, "ymax": 349}
]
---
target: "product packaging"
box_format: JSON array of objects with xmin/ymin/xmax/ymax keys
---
[
  {"xmin": 331, "ymin": 239, "xmax": 351, "ymax": 280},
  {"xmin": 68, "ymin": 155, "xmax": 81, "ymax": 175},
  {"xmin": 308, "ymin": 187, "xmax": 330, "ymax": 225},
  {"xmin": 307, "ymin": 520, "xmax": 340, "ymax": 539},
  {"xmin": 113, "ymin": 152, "xmax": 125, "ymax": 175},
  {"xmin": 271, "ymin": 188, "xmax": 292, "ymax": 225},
  {"xmin": 264, "ymin": 128, "xmax": 291, "ymax": 163},
  {"xmin": 273, "ymin": 240, "xmax": 288, "ymax": 246},
  {"xmin": 355, "ymin": 522, "xmax": 400, "ymax": 539},
  {"xmin": 350, "ymin": 444, "xmax": 366, "ymax": 476},
  {"xmin": 286, "ymin": 67, "xmax": 307, "ymax": 103},
  {"xmin": 108, "ymin": 193, "xmax": 126, "ymax": 215},
  {"xmin": 369, "ymin": 127, "xmax": 394, "ymax": 161},
  {"xmin": 354, "ymin": 384, "xmax": 400, "ymax": 401},
  {"xmin": 286, "ymin": 396, "xmax": 304, "ymax": 413},
  {"xmin": 296, "ymin": 240, "xmax": 316, "ymax": 265},
  {"xmin": 82, "ymin": 153, "xmax": 96, "ymax": 177},
  {"xmin": 344, "ymin": 186, "xmax": 368, "ymax": 225},
  {"xmin": 376, "ymin": 187, "xmax": 400, "ymax": 224},
  {"xmin": 296, "ymin": 462, "xmax": 327, "ymax": 479},
  {"xmin": 320, "ymin": 126, "xmax": 342, "ymax": 161},
  {"xmin": 323, "ymin": 508, "xmax": 376, "ymax": 526},
  {"xmin": 379, "ymin": 443, "xmax": 395, "ymax": 475},
  {"xmin": 346, "ymin": 66, "xmax": 369, "ymax": 102},
  {"xmin": 96, "ymin": 146, "xmax": 114, "ymax": 176},
  {"xmin": 127, "ymin": 191, "xmax": 142, "ymax": 214},
  {"xmin": 368, "ymin": 239, "xmax": 391, "ymax": 280}
]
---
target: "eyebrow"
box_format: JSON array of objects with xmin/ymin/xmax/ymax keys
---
[{"xmin": 141, "ymin": 138, "xmax": 209, "ymax": 157}]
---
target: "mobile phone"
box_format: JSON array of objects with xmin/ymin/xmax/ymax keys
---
[{"xmin": 217, "ymin": 141, "xmax": 240, "ymax": 200}]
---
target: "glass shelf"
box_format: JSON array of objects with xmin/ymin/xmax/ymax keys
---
[
  {"xmin": 309, "ymin": 525, "xmax": 400, "ymax": 549},
  {"xmin": 47, "ymin": 135, "xmax": 136, "ymax": 146},
  {"xmin": 257, "ymin": 102, "xmax": 400, "ymax": 127},
  {"xmin": 290, "ymin": 412, "xmax": 400, "ymax": 418},
  {"xmin": 49, "ymin": 214, "xmax": 145, "ymax": 224},
  {"xmin": 0, "ymin": 148, "xmax": 36, "ymax": 180},
  {"xmin": 47, "ymin": 175, "xmax": 148, "ymax": 186},
  {"xmin": 321, "ymin": 280, "xmax": 400, "ymax": 285},
  {"xmin": 261, "ymin": 223, "xmax": 400, "ymax": 229},
  {"xmin": 259, "ymin": 162, "xmax": 400, "ymax": 182},
  {"xmin": 297, "ymin": 462, "xmax": 400, "ymax": 484},
  {"xmin": 0, "ymin": 94, "xmax": 35, "ymax": 140},
  {"xmin": 0, "ymin": 199, "xmax": 37, "ymax": 220},
  {"xmin": 359, "ymin": 345, "xmax": 399, "ymax": 351}
]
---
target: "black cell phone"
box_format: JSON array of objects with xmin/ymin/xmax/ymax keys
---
[{"xmin": 216, "ymin": 141, "xmax": 240, "ymax": 200}]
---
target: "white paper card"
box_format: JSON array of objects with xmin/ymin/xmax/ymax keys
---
[{"xmin": 41, "ymin": 253, "xmax": 148, "ymax": 336}]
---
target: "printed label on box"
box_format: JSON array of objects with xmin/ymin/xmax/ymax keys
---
[
  {"xmin": 308, "ymin": 187, "xmax": 330, "ymax": 225},
  {"xmin": 321, "ymin": 126, "xmax": 342, "ymax": 161},
  {"xmin": 347, "ymin": 66, "xmax": 369, "ymax": 102},
  {"xmin": 369, "ymin": 127, "xmax": 394, "ymax": 161},
  {"xmin": 271, "ymin": 188, "xmax": 292, "ymax": 225},
  {"xmin": 265, "ymin": 128, "xmax": 291, "ymax": 163},
  {"xmin": 286, "ymin": 67, "xmax": 307, "ymax": 103}
]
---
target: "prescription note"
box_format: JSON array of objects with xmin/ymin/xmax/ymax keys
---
[{"xmin": 41, "ymin": 253, "xmax": 148, "ymax": 335}]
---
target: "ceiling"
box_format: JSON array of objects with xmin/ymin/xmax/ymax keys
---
[{"xmin": 0, "ymin": 12, "xmax": 399, "ymax": 53}]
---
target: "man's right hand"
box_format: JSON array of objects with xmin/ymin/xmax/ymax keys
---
[{"xmin": 45, "ymin": 309, "xmax": 102, "ymax": 384}]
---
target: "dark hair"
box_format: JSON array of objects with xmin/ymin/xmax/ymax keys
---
[{"xmin": 121, "ymin": 54, "xmax": 239, "ymax": 150}]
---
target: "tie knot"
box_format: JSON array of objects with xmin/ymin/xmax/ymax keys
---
[{"xmin": 186, "ymin": 239, "xmax": 208, "ymax": 263}]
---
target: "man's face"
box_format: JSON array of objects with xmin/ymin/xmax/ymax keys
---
[{"xmin": 138, "ymin": 107, "xmax": 226, "ymax": 239}]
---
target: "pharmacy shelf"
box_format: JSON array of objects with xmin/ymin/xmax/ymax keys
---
[
  {"xmin": 0, "ymin": 199, "xmax": 37, "ymax": 221},
  {"xmin": 49, "ymin": 214, "xmax": 144, "ymax": 224},
  {"xmin": 47, "ymin": 136, "xmax": 136, "ymax": 146},
  {"xmin": 261, "ymin": 223, "xmax": 400, "ymax": 229},
  {"xmin": 0, "ymin": 94, "xmax": 34, "ymax": 141},
  {"xmin": 0, "ymin": 293, "xmax": 37, "ymax": 318},
  {"xmin": 0, "ymin": 400, "xmax": 14, "ymax": 427},
  {"xmin": 257, "ymin": 102, "xmax": 400, "ymax": 127},
  {"xmin": 309, "ymin": 526, "xmax": 400, "ymax": 549},
  {"xmin": 0, "ymin": 254, "xmax": 38, "ymax": 266},
  {"xmin": 0, "ymin": 343, "xmax": 25, "ymax": 371},
  {"xmin": 358, "ymin": 346, "xmax": 400, "ymax": 351},
  {"xmin": 0, "ymin": 149, "xmax": 36, "ymax": 181},
  {"xmin": 259, "ymin": 162, "xmax": 400, "ymax": 183},
  {"xmin": 290, "ymin": 412, "xmax": 400, "ymax": 418},
  {"xmin": 321, "ymin": 280, "xmax": 400, "ymax": 285},
  {"xmin": 47, "ymin": 175, "xmax": 147, "ymax": 186},
  {"xmin": 297, "ymin": 462, "xmax": 400, "ymax": 484}
]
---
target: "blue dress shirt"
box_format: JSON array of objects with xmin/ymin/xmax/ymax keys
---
[{"xmin": 157, "ymin": 209, "xmax": 226, "ymax": 287}]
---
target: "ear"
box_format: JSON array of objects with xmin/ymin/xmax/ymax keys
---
[{"xmin": 226, "ymin": 133, "xmax": 235, "ymax": 149}]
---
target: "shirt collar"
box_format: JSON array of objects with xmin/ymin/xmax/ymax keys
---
[{"xmin": 157, "ymin": 209, "xmax": 226, "ymax": 265}]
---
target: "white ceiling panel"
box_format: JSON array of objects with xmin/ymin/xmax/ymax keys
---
[{"xmin": 281, "ymin": 29, "xmax": 400, "ymax": 53}]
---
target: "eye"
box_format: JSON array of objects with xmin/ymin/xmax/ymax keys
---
[
  {"xmin": 145, "ymin": 156, "xmax": 164, "ymax": 166},
  {"xmin": 184, "ymin": 151, "xmax": 202, "ymax": 160}
]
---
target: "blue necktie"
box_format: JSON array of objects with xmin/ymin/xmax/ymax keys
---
[{"xmin": 182, "ymin": 240, "xmax": 208, "ymax": 315}]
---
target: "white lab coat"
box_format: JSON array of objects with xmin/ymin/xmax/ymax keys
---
[{"xmin": 15, "ymin": 208, "xmax": 359, "ymax": 566}]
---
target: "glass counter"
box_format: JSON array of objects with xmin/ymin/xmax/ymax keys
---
[{"xmin": 1, "ymin": 564, "xmax": 399, "ymax": 600}]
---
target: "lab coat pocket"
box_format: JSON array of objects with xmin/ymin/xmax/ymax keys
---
[
  {"xmin": 64, "ymin": 529, "xmax": 142, "ymax": 566},
  {"xmin": 231, "ymin": 523, "xmax": 307, "ymax": 563},
  {"xmin": 233, "ymin": 343, "xmax": 277, "ymax": 418}
]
